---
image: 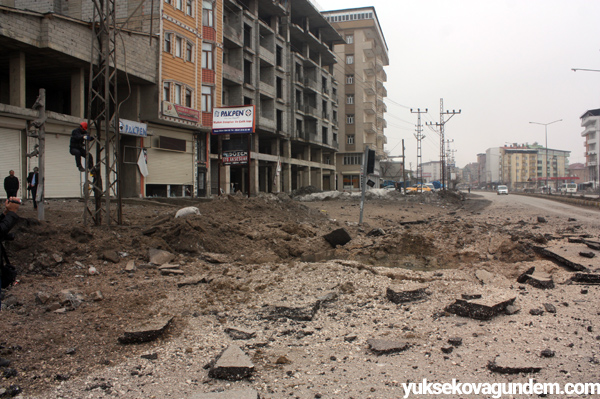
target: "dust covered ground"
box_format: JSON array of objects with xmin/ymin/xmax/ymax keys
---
[{"xmin": 1, "ymin": 190, "xmax": 600, "ymax": 398}]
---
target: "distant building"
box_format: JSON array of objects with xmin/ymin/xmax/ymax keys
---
[
  {"xmin": 580, "ymin": 108, "xmax": 600, "ymax": 188},
  {"xmin": 323, "ymin": 7, "xmax": 388, "ymax": 190},
  {"xmin": 484, "ymin": 143, "xmax": 570, "ymax": 190},
  {"xmin": 568, "ymin": 162, "xmax": 587, "ymax": 183},
  {"xmin": 421, "ymin": 161, "xmax": 441, "ymax": 182}
]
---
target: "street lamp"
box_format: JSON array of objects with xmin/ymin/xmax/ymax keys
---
[{"xmin": 529, "ymin": 119, "xmax": 562, "ymax": 193}]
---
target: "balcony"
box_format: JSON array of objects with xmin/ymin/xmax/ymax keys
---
[
  {"xmin": 364, "ymin": 102, "xmax": 376, "ymax": 115},
  {"xmin": 224, "ymin": 24, "xmax": 243, "ymax": 48},
  {"xmin": 222, "ymin": 63, "xmax": 244, "ymax": 85},
  {"xmin": 363, "ymin": 41, "xmax": 375, "ymax": 58},
  {"xmin": 303, "ymin": 77, "xmax": 319, "ymax": 92},
  {"xmin": 364, "ymin": 122, "xmax": 376, "ymax": 134},
  {"xmin": 364, "ymin": 62, "xmax": 375, "ymax": 76},
  {"xmin": 364, "ymin": 84, "xmax": 376, "ymax": 96},
  {"xmin": 304, "ymin": 104, "xmax": 318, "ymax": 118}
]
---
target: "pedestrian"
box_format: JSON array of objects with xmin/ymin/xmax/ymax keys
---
[
  {"xmin": 3, "ymin": 170, "xmax": 19, "ymax": 200},
  {"xmin": 27, "ymin": 167, "xmax": 39, "ymax": 209},
  {"xmin": 70, "ymin": 121, "xmax": 93, "ymax": 172}
]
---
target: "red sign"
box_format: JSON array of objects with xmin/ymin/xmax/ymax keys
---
[{"xmin": 162, "ymin": 101, "xmax": 200, "ymax": 123}]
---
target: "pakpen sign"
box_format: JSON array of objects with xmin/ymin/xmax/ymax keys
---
[{"xmin": 212, "ymin": 105, "xmax": 255, "ymax": 135}]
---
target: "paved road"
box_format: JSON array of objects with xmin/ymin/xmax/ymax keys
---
[{"xmin": 471, "ymin": 190, "xmax": 600, "ymax": 226}]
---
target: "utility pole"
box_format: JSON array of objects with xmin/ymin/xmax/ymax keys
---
[
  {"xmin": 446, "ymin": 139, "xmax": 455, "ymax": 188},
  {"xmin": 401, "ymin": 139, "xmax": 406, "ymax": 194},
  {"xmin": 27, "ymin": 89, "xmax": 47, "ymax": 220},
  {"xmin": 427, "ymin": 99, "xmax": 461, "ymax": 190},
  {"xmin": 411, "ymin": 108, "xmax": 427, "ymax": 192}
]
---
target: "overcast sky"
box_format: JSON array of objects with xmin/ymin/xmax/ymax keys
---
[{"xmin": 314, "ymin": 0, "xmax": 600, "ymax": 168}]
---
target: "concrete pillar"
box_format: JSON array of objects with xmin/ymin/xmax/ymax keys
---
[
  {"xmin": 273, "ymin": 138, "xmax": 281, "ymax": 192},
  {"xmin": 282, "ymin": 139, "xmax": 292, "ymax": 193},
  {"xmin": 9, "ymin": 52, "xmax": 26, "ymax": 108},
  {"xmin": 250, "ymin": 134, "xmax": 259, "ymax": 195},
  {"xmin": 71, "ymin": 67, "xmax": 86, "ymax": 118}
]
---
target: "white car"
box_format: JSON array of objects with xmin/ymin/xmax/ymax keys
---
[{"xmin": 497, "ymin": 185, "xmax": 508, "ymax": 195}]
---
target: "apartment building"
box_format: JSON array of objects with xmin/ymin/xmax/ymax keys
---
[
  {"xmin": 221, "ymin": 0, "xmax": 342, "ymax": 194},
  {"xmin": 484, "ymin": 144, "xmax": 570, "ymax": 191},
  {"xmin": 322, "ymin": 7, "xmax": 388, "ymax": 190},
  {"xmin": 580, "ymin": 108, "xmax": 600, "ymax": 187},
  {"xmin": 0, "ymin": 2, "xmax": 158, "ymax": 199}
]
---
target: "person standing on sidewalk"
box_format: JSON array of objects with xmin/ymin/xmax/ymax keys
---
[
  {"xmin": 3, "ymin": 170, "xmax": 19, "ymax": 200},
  {"xmin": 27, "ymin": 167, "xmax": 39, "ymax": 209}
]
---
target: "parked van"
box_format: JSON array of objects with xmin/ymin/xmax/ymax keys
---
[{"xmin": 560, "ymin": 183, "xmax": 577, "ymax": 195}]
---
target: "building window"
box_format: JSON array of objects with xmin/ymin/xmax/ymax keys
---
[
  {"xmin": 175, "ymin": 36, "xmax": 183, "ymax": 57},
  {"xmin": 342, "ymin": 174, "xmax": 360, "ymax": 189},
  {"xmin": 164, "ymin": 33, "xmax": 172, "ymax": 53},
  {"xmin": 202, "ymin": 86, "xmax": 213, "ymax": 112},
  {"xmin": 347, "ymin": 135, "xmax": 355, "ymax": 145},
  {"xmin": 174, "ymin": 84, "xmax": 182, "ymax": 104},
  {"xmin": 346, "ymin": 114, "xmax": 354, "ymax": 124},
  {"xmin": 346, "ymin": 74, "xmax": 354, "ymax": 84},
  {"xmin": 165, "ymin": 0, "xmax": 172, "ymax": 4},
  {"xmin": 346, "ymin": 94, "xmax": 354, "ymax": 105},
  {"xmin": 185, "ymin": 88, "xmax": 193, "ymax": 107},
  {"xmin": 346, "ymin": 35, "xmax": 353, "ymax": 44},
  {"xmin": 176, "ymin": 0, "xmax": 183, "ymax": 10},
  {"xmin": 186, "ymin": 41, "xmax": 193, "ymax": 62},
  {"xmin": 203, "ymin": 1, "xmax": 214, "ymax": 27},
  {"xmin": 346, "ymin": 54, "xmax": 354, "ymax": 65},
  {"xmin": 343, "ymin": 154, "xmax": 361, "ymax": 164},
  {"xmin": 163, "ymin": 82, "xmax": 170, "ymax": 101},
  {"xmin": 202, "ymin": 43, "xmax": 213, "ymax": 69},
  {"xmin": 186, "ymin": 0, "xmax": 193, "ymax": 15}
]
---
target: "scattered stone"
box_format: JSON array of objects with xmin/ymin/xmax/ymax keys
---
[
  {"xmin": 317, "ymin": 291, "xmax": 338, "ymax": 304},
  {"xmin": 141, "ymin": 353, "xmax": 158, "ymax": 360},
  {"xmin": 366, "ymin": 228, "xmax": 386, "ymax": 237},
  {"xmin": 541, "ymin": 349, "xmax": 555, "ymax": 358},
  {"xmin": 339, "ymin": 282, "xmax": 355, "ymax": 294},
  {"xmin": 323, "ymin": 228, "xmax": 352, "ymax": 248},
  {"xmin": 448, "ymin": 337, "xmax": 463, "ymax": 347},
  {"xmin": 262, "ymin": 302, "xmax": 321, "ymax": 321},
  {"xmin": 159, "ymin": 265, "xmax": 184, "ymax": 275},
  {"xmin": 208, "ymin": 345, "xmax": 255, "ymax": 381},
  {"xmin": 175, "ymin": 206, "xmax": 200, "ymax": 218},
  {"xmin": 441, "ymin": 346, "xmax": 454, "ymax": 354},
  {"xmin": 177, "ymin": 275, "xmax": 209, "ymax": 288},
  {"xmin": 445, "ymin": 293, "xmax": 516, "ymax": 320},
  {"xmin": 543, "ymin": 303, "xmax": 556, "ymax": 313},
  {"xmin": 224, "ymin": 327, "xmax": 256, "ymax": 340},
  {"xmin": 516, "ymin": 267, "xmax": 554, "ymax": 289},
  {"xmin": 188, "ymin": 388, "xmax": 259, "ymax": 399},
  {"xmin": 35, "ymin": 291, "xmax": 51, "ymax": 305},
  {"xmin": 118, "ymin": 317, "xmax": 173, "ymax": 344},
  {"xmin": 142, "ymin": 226, "xmax": 158, "ymax": 236},
  {"xmin": 125, "ymin": 260, "xmax": 136, "ymax": 272},
  {"xmin": 537, "ymin": 216, "xmax": 547, "ymax": 223},
  {"xmin": 386, "ymin": 285, "xmax": 429, "ymax": 304},
  {"xmin": 300, "ymin": 250, "xmax": 336, "ymax": 263},
  {"xmin": 91, "ymin": 291, "xmax": 104, "ymax": 302},
  {"xmin": 202, "ymin": 253, "xmax": 231, "ymax": 264},
  {"xmin": 366, "ymin": 339, "xmax": 412, "ymax": 355},
  {"xmin": 148, "ymin": 248, "xmax": 175, "ymax": 266},
  {"xmin": 488, "ymin": 354, "xmax": 542, "ymax": 374},
  {"xmin": 275, "ymin": 355, "xmax": 291, "ymax": 365},
  {"xmin": 532, "ymin": 246, "xmax": 588, "ymax": 272},
  {"xmin": 580, "ymin": 251, "xmax": 596, "ymax": 259},
  {"xmin": 52, "ymin": 253, "xmax": 63, "ymax": 264},
  {"xmin": 529, "ymin": 308, "xmax": 544, "ymax": 316},
  {"xmin": 572, "ymin": 273, "xmax": 600, "ymax": 284},
  {"xmin": 344, "ymin": 335, "xmax": 358, "ymax": 343},
  {"xmin": 101, "ymin": 250, "xmax": 120, "ymax": 263}
]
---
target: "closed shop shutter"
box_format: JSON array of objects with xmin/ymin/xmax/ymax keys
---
[
  {"xmin": 145, "ymin": 130, "xmax": 193, "ymax": 185},
  {"xmin": 0, "ymin": 129, "xmax": 22, "ymax": 197},
  {"xmin": 45, "ymin": 133, "xmax": 83, "ymax": 198}
]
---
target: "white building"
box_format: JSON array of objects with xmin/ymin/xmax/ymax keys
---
[
  {"xmin": 421, "ymin": 161, "xmax": 441, "ymax": 182},
  {"xmin": 580, "ymin": 108, "xmax": 600, "ymax": 187}
]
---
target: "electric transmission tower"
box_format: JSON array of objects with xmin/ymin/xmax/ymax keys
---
[
  {"xmin": 426, "ymin": 99, "xmax": 460, "ymax": 190},
  {"xmin": 86, "ymin": 0, "xmax": 122, "ymax": 226},
  {"xmin": 411, "ymin": 108, "xmax": 427, "ymax": 191}
]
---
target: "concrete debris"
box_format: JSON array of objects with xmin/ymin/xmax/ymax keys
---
[
  {"xmin": 516, "ymin": 267, "xmax": 554, "ymax": 289},
  {"xmin": 148, "ymin": 248, "xmax": 175, "ymax": 266},
  {"xmin": 323, "ymin": 228, "xmax": 352, "ymax": 248},
  {"xmin": 580, "ymin": 251, "xmax": 596, "ymax": 258},
  {"xmin": 118, "ymin": 317, "xmax": 173, "ymax": 344},
  {"xmin": 125, "ymin": 260, "xmax": 136, "ymax": 272},
  {"xmin": 224, "ymin": 327, "xmax": 256, "ymax": 340},
  {"xmin": 448, "ymin": 337, "xmax": 463, "ymax": 347},
  {"xmin": 537, "ymin": 217, "xmax": 547, "ymax": 223},
  {"xmin": 445, "ymin": 293, "xmax": 516, "ymax": 320},
  {"xmin": 532, "ymin": 246, "xmax": 588, "ymax": 271},
  {"xmin": 543, "ymin": 303, "xmax": 557, "ymax": 313},
  {"xmin": 366, "ymin": 228, "xmax": 386, "ymax": 237},
  {"xmin": 261, "ymin": 302, "xmax": 321, "ymax": 321},
  {"xmin": 488, "ymin": 354, "xmax": 542, "ymax": 374},
  {"xmin": 366, "ymin": 339, "xmax": 412, "ymax": 355},
  {"xmin": 101, "ymin": 250, "xmax": 120, "ymax": 263},
  {"xmin": 386, "ymin": 285, "xmax": 429, "ymax": 304},
  {"xmin": 207, "ymin": 345, "xmax": 255, "ymax": 381},
  {"xmin": 177, "ymin": 275, "xmax": 210, "ymax": 288},
  {"xmin": 175, "ymin": 206, "xmax": 200, "ymax": 218},
  {"xmin": 571, "ymin": 273, "xmax": 600, "ymax": 284}
]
